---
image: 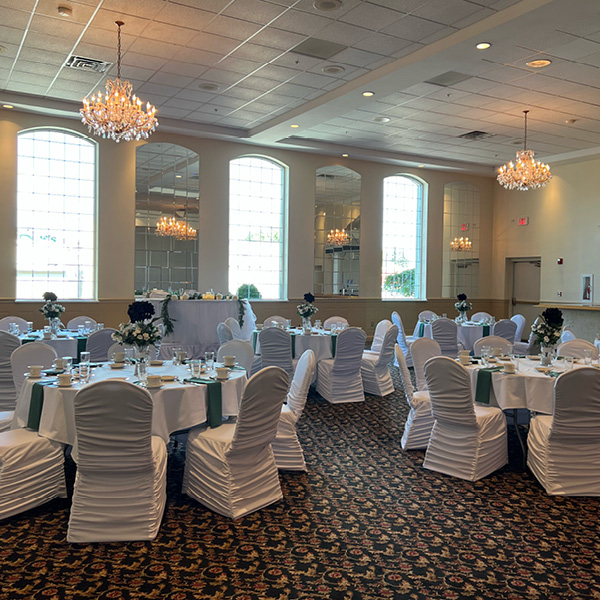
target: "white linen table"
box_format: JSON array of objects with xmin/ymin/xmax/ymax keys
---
[
  {"xmin": 252, "ymin": 328, "xmax": 336, "ymax": 362},
  {"xmin": 12, "ymin": 362, "xmax": 247, "ymax": 444},
  {"xmin": 20, "ymin": 332, "xmax": 83, "ymax": 360},
  {"xmin": 414, "ymin": 321, "xmax": 492, "ymax": 352}
]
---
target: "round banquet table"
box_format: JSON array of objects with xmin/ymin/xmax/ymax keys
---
[
  {"xmin": 252, "ymin": 328, "xmax": 337, "ymax": 362},
  {"xmin": 11, "ymin": 361, "xmax": 247, "ymax": 444},
  {"xmin": 413, "ymin": 321, "xmax": 491, "ymax": 351}
]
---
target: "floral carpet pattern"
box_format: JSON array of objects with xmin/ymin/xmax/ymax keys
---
[{"xmin": 1, "ymin": 367, "xmax": 600, "ymax": 599}]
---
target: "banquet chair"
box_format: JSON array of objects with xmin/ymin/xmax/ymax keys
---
[
  {"xmin": 323, "ymin": 316, "xmax": 348, "ymax": 328},
  {"xmin": 0, "ymin": 316, "xmax": 28, "ymax": 334},
  {"xmin": 513, "ymin": 317, "xmax": 541, "ymax": 355},
  {"xmin": 391, "ymin": 311, "xmax": 415, "ymax": 368},
  {"xmin": 224, "ymin": 317, "xmax": 246, "ymax": 340},
  {"xmin": 418, "ymin": 310, "xmax": 438, "ymax": 321},
  {"xmin": 365, "ymin": 319, "xmax": 393, "ymax": 356},
  {"xmin": 528, "ymin": 368, "xmax": 600, "ymax": 495},
  {"xmin": 471, "ymin": 312, "xmax": 493, "ymax": 322},
  {"xmin": 0, "ymin": 332, "xmax": 20, "ymax": 415},
  {"xmin": 67, "ymin": 380, "xmax": 168, "ymax": 542},
  {"xmin": 423, "ymin": 356, "xmax": 508, "ymax": 481},
  {"xmin": 431, "ymin": 318, "xmax": 462, "ymax": 358},
  {"xmin": 106, "ymin": 342, "xmax": 122, "ymax": 360},
  {"xmin": 11, "ymin": 342, "xmax": 57, "ymax": 396},
  {"xmin": 410, "ymin": 337, "xmax": 441, "ymax": 391},
  {"xmin": 510, "ymin": 314, "xmax": 526, "ymax": 342},
  {"xmin": 85, "ymin": 328, "xmax": 117, "ymax": 362},
  {"xmin": 183, "ymin": 367, "xmax": 289, "ymax": 519},
  {"xmin": 263, "ymin": 315, "xmax": 287, "ymax": 328},
  {"xmin": 217, "ymin": 340, "xmax": 255, "ymax": 376},
  {"xmin": 557, "ymin": 339, "xmax": 598, "ymax": 360},
  {"xmin": 66, "ymin": 316, "xmax": 97, "ymax": 330},
  {"xmin": 492, "ymin": 319, "xmax": 517, "ymax": 344},
  {"xmin": 395, "ymin": 345, "xmax": 434, "ymax": 450},
  {"xmin": 258, "ymin": 327, "xmax": 294, "ymax": 379},
  {"xmin": 316, "ymin": 327, "xmax": 366, "ymax": 404},
  {"xmin": 272, "ymin": 350, "xmax": 315, "ymax": 470},
  {"xmin": 216, "ymin": 322, "xmax": 234, "ymax": 345},
  {"xmin": 560, "ymin": 328, "xmax": 576, "ymax": 343},
  {"xmin": 473, "ymin": 336, "xmax": 512, "ymax": 357},
  {"xmin": 361, "ymin": 324, "xmax": 398, "ymax": 396},
  {"xmin": 0, "ymin": 428, "xmax": 66, "ymax": 520}
]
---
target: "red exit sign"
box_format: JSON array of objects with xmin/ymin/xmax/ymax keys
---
[{"xmin": 518, "ymin": 217, "xmax": 529, "ymax": 226}]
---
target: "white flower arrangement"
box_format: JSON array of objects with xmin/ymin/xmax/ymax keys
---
[
  {"xmin": 111, "ymin": 321, "xmax": 162, "ymax": 349},
  {"xmin": 531, "ymin": 308, "xmax": 563, "ymax": 347},
  {"xmin": 297, "ymin": 293, "xmax": 318, "ymax": 319},
  {"xmin": 454, "ymin": 293, "xmax": 472, "ymax": 313},
  {"xmin": 40, "ymin": 301, "xmax": 66, "ymax": 319}
]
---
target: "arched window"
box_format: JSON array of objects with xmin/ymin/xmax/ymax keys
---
[
  {"xmin": 17, "ymin": 129, "xmax": 97, "ymax": 300},
  {"xmin": 229, "ymin": 156, "xmax": 286, "ymax": 300},
  {"xmin": 381, "ymin": 175, "xmax": 426, "ymax": 299}
]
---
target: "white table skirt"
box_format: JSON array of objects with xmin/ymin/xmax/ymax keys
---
[
  {"xmin": 146, "ymin": 299, "xmax": 256, "ymax": 359},
  {"xmin": 12, "ymin": 362, "xmax": 247, "ymax": 444},
  {"xmin": 414, "ymin": 322, "xmax": 489, "ymax": 351}
]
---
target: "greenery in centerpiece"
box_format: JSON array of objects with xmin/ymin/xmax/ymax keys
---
[
  {"xmin": 454, "ymin": 293, "xmax": 472, "ymax": 314},
  {"xmin": 532, "ymin": 307, "xmax": 563, "ymax": 347},
  {"xmin": 112, "ymin": 301, "xmax": 162, "ymax": 349},
  {"xmin": 39, "ymin": 292, "xmax": 66, "ymax": 320},
  {"xmin": 297, "ymin": 292, "xmax": 318, "ymax": 319}
]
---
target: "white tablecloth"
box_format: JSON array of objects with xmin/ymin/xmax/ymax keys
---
[
  {"xmin": 12, "ymin": 362, "xmax": 247, "ymax": 444},
  {"xmin": 414, "ymin": 321, "xmax": 490, "ymax": 351},
  {"xmin": 21, "ymin": 333, "xmax": 80, "ymax": 358},
  {"xmin": 146, "ymin": 299, "xmax": 256, "ymax": 359},
  {"xmin": 253, "ymin": 328, "xmax": 335, "ymax": 362}
]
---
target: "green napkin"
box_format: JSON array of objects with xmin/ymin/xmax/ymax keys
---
[
  {"xmin": 43, "ymin": 369, "xmax": 64, "ymax": 376},
  {"xmin": 252, "ymin": 331, "xmax": 258, "ymax": 352},
  {"xmin": 75, "ymin": 337, "xmax": 87, "ymax": 364},
  {"xmin": 184, "ymin": 378, "xmax": 222, "ymax": 428},
  {"xmin": 231, "ymin": 365, "xmax": 246, "ymax": 371},
  {"xmin": 418, "ymin": 322, "xmax": 425, "ymax": 337},
  {"xmin": 548, "ymin": 371, "xmax": 561, "ymax": 378},
  {"xmin": 482, "ymin": 325, "xmax": 490, "ymax": 336},
  {"xmin": 21, "ymin": 338, "xmax": 38, "ymax": 344},
  {"xmin": 291, "ymin": 333, "xmax": 296, "ymax": 358},
  {"xmin": 474, "ymin": 367, "xmax": 502, "ymax": 405},
  {"xmin": 27, "ymin": 381, "xmax": 56, "ymax": 430}
]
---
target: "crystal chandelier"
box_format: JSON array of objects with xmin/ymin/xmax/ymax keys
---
[
  {"xmin": 80, "ymin": 21, "xmax": 158, "ymax": 142},
  {"xmin": 497, "ymin": 110, "xmax": 551, "ymax": 191},
  {"xmin": 450, "ymin": 237, "xmax": 472, "ymax": 252},
  {"xmin": 327, "ymin": 228, "xmax": 349, "ymax": 245},
  {"xmin": 156, "ymin": 217, "xmax": 197, "ymax": 241}
]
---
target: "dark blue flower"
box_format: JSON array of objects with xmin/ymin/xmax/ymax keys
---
[
  {"xmin": 43, "ymin": 292, "xmax": 58, "ymax": 302},
  {"xmin": 542, "ymin": 307, "xmax": 563, "ymax": 328},
  {"xmin": 457, "ymin": 293, "xmax": 467, "ymax": 302},
  {"xmin": 127, "ymin": 301, "xmax": 155, "ymax": 323},
  {"xmin": 304, "ymin": 292, "xmax": 315, "ymax": 304}
]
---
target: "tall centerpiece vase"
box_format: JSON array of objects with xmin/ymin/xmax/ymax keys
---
[
  {"xmin": 458, "ymin": 311, "xmax": 468, "ymax": 323},
  {"xmin": 49, "ymin": 317, "xmax": 61, "ymax": 336},
  {"xmin": 302, "ymin": 316, "xmax": 312, "ymax": 333},
  {"xmin": 133, "ymin": 346, "xmax": 151, "ymax": 379},
  {"xmin": 540, "ymin": 344, "xmax": 555, "ymax": 367}
]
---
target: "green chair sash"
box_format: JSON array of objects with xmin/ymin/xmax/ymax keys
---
[{"xmin": 184, "ymin": 378, "xmax": 222, "ymax": 428}]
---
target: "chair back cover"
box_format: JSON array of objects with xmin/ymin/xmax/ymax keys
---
[
  {"xmin": 323, "ymin": 316, "xmax": 348, "ymax": 328},
  {"xmin": 286, "ymin": 350, "xmax": 315, "ymax": 417},
  {"xmin": 510, "ymin": 314, "xmax": 526, "ymax": 342},
  {"xmin": 431, "ymin": 318, "xmax": 460, "ymax": 357},
  {"xmin": 263, "ymin": 315, "xmax": 287, "ymax": 328},
  {"xmin": 394, "ymin": 344, "xmax": 415, "ymax": 403},
  {"xmin": 216, "ymin": 322, "xmax": 233, "ymax": 344},
  {"xmin": 418, "ymin": 310, "xmax": 438, "ymax": 321},
  {"xmin": 258, "ymin": 327, "xmax": 294, "ymax": 378},
  {"xmin": 86, "ymin": 328, "xmax": 118, "ymax": 362},
  {"xmin": 67, "ymin": 316, "xmax": 97, "ymax": 330},
  {"xmin": 11, "ymin": 342, "xmax": 57, "ymax": 395},
  {"xmin": 375, "ymin": 325, "xmax": 398, "ymax": 368},
  {"xmin": 370, "ymin": 319, "xmax": 392, "ymax": 353},
  {"xmin": 224, "ymin": 317, "xmax": 244, "ymax": 340},
  {"xmin": 217, "ymin": 340, "xmax": 255, "ymax": 375},
  {"xmin": 471, "ymin": 312, "xmax": 492, "ymax": 322},
  {"xmin": 0, "ymin": 316, "xmax": 29, "ymax": 334},
  {"xmin": 424, "ymin": 356, "xmax": 477, "ymax": 427},
  {"xmin": 230, "ymin": 366, "xmax": 289, "ymax": 453},
  {"xmin": 106, "ymin": 342, "xmax": 122, "ymax": 360},
  {"xmin": 333, "ymin": 327, "xmax": 367, "ymax": 376},
  {"xmin": 557, "ymin": 339, "xmax": 599, "ymax": 360},
  {"xmin": 492, "ymin": 319, "xmax": 517, "ymax": 343},
  {"xmin": 391, "ymin": 311, "xmax": 411, "ymax": 356},
  {"xmin": 560, "ymin": 329, "xmax": 576, "ymax": 343},
  {"xmin": 0, "ymin": 332, "xmax": 20, "ymax": 410},
  {"xmin": 411, "ymin": 337, "xmax": 441, "ymax": 391},
  {"xmin": 473, "ymin": 336, "xmax": 512, "ymax": 356}
]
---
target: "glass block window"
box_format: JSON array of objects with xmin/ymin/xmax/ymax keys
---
[
  {"xmin": 229, "ymin": 156, "xmax": 286, "ymax": 300},
  {"xmin": 17, "ymin": 129, "xmax": 96, "ymax": 300},
  {"xmin": 382, "ymin": 175, "xmax": 426, "ymax": 299}
]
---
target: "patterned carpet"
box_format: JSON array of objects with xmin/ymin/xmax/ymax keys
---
[{"xmin": 2, "ymin": 368, "xmax": 600, "ymax": 600}]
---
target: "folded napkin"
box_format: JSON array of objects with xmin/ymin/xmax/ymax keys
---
[
  {"xmin": 184, "ymin": 378, "xmax": 222, "ymax": 428},
  {"xmin": 474, "ymin": 367, "xmax": 502, "ymax": 405},
  {"xmin": 43, "ymin": 369, "xmax": 64, "ymax": 376},
  {"xmin": 27, "ymin": 381, "xmax": 56, "ymax": 430}
]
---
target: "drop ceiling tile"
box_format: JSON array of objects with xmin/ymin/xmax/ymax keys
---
[
  {"xmin": 223, "ymin": 0, "xmax": 288, "ymax": 24},
  {"xmin": 290, "ymin": 71, "xmax": 337, "ymax": 88},
  {"xmin": 120, "ymin": 52, "xmax": 169, "ymax": 71},
  {"xmin": 101, "ymin": 0, "xmax": 167, "ymax": 20},
  {"xmin": 36, "ymin": 0, "xmax": 98, "ymax": 23},
  {"xmin": 250, "ymin": 27, "xmax": 306, "ymax": 51},
  {"xmin": 381, "ymin": 15, "xmax": 448, "ymax": 42},
  {"xmin": 10, "ymin": 59, "xmax": 57, "ymax": 77},
  {"xmin": 171, "ymin": 47, "xmax": 222, "ymax": 67},
  {"xmin": 270, "ymin": 9, "xmax": 332, "ymax": 36},
  {"xmin": 155, "ymin": 5, "xmax": 216, "ymax": 30},
  {"xmin": 1, "ymin": 8, "xmax": 34, "ymax": 29},
  {"xmin": 275, "ymin": 81, "xmax": 319, "ymax": 97},
  {"xmin": 340, "ymin": 3, "xmax": 405, "ymax": 30},
  {"xmin": 0, "ymin": 25, "xmax": 27, "ymax": 45},
  {"xmin": 140, "ymin": 22, "xmax": 197, "ymax": 46},
  {"xmin": 197, "ymin": 68, "xmax": 245, "ymax": 85},
  {"xmin": 421, "ymin": 25, "xmax": 458, "ymax": 45},
  {"xmin": 255, "ymin": 62, "xmax": 300, "ymax": 82},
  {"xmin": 18, "ymin": 46, "xmax": 66, "ymax": 66},
  {"xmin": 137, "ymin": 82, "xmax": 183, "ymax": 98},
  {"xmin": 330, "ymin": 48, "xmax": 385, "ymax": 68},
  {"xmin": 230, "ymin": 74, "xmax": 278, "ymax": 91},
  {"xmin": 8, "ymin": 81, "xmax": 53, "ymax": 95},
  {"xmin": 79, "ymin": 28, "xmax": 136, "ymax": 51},
  {"xmin": 55, "ymin": 66, "xmax": 102, "ymax": 84},
  {"xmin": 92, "ymin": 10, "xmax": 152, "ymax": 37},
  {"xmin": 129, "ymin": 38, "xmax": 183, "ymax": 60},
  {"xmin": 451, "ymin": 7, "xmax": 495, "ymax": 28},
  {"xmin": 157, "ymin": 106, "xmax": 192, "ymax": 119},
  {"xmin": 353, "ymin": 33, "xmax": 414, "ymax": 56},
  {"xmin": 231, "ymin": 43, "xmax": 283, "ymax": 63},
  {"xmin": 186, "ymin": 32, "xmax": 241, "ymax": 55},
  {"xmin": 23, "ymin": 31, "xmax": 75, "ymax": 54},
  {"xmin": 313, "ymin": 21, "xmax": 372, "ymax": 46},
  {"xmin": 149, "ymin": 72, "xmax": 195, "ymax": 88},
  {"xmin": 160, "ymin": 61, "xmax": 209, "ymax": 79},
  {"xmin": 203, "ymin": 15, "xmax": 263, "ymax": 41},
  {"xmin": 412, "ymin": 0, "xmax": 483, "ymax": 26},
  {"xmin": 218, "ymin": 56, "xmax": 263, "ymax": 75}
]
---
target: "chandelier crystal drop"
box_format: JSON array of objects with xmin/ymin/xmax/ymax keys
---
[
  {"xmin": 156, "ymin": 217, "xmax": 197, "ymax": 241},
  {"xmin": 450, "ymin": 237, "xmax": 472, "ymax": 252},
  {"xmin": 497, "ymin": 110, "xmax": 551, "ymax": 191},
  {"xmin": 80, "ymin": 21, "xmax": 158, "ymax": 142},
  {"xmin": 327, "ymin": 228, "xmax": 349, "ymax": 245}
]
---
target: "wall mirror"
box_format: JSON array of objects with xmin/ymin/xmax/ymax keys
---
[
  {"xmin": 441, "ymin": 182, "xmax": 480, "ymax": 299},
  {"xmin": 135, "ymin": 143, "xmax": 199, "ymax": 294},
  {"xmin": 313, "ymin": 166, "xmax": 361, "ymax": 296}
]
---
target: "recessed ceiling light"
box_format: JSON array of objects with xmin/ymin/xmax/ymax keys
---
[
  {"xmin": 322, "ymin": 64, "xmax": 345, "ymax": 75},
  {"xmin": 362, "ymin": 91, "xmax": 374, "ymax": 97},
  {"xmin": 198, "ymin": 83, "xmax": 219, "ymax": 91},
  {"xmin": 290, "ymin": 124, "xmax": 300, "ymax": 128},
  {"xmin": 342, "ymin": 153, "xmax": 348, "ymax": 157},
  {"xmin": 373, "ymin": 116, "xmax": 390, "ymax": 123},
  {"xmin": 57, "ymin": 5, "xmax": 72, "ymax": 17},
  {"xmin": 418, "ymin": 164, "xmax": 424, "ymax": 168},
  {"xmin": 2, "ymin": 104, "xmax": 13, "ymax": 109},
  {"xmin": 476, "ymin": 42, "xmax": 491, "ymax": 50},
  {"xmin": 313, "ymin": 0, "xmax": 342, "ymax": 11},
  {"xmin": 565, "ymin": 119, "xmax": 577, "ymax": 124},
  {"xmin": 526, "ymin": 59, "xmax": 551, "ymax": 68}
]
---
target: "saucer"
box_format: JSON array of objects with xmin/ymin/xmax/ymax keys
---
[
  {"xmin": 149, "ymin": 360, "xmax": 163, "ymax": 366},
  {"xmin": 25, "ymin": 373, "xmax": 42, "ymax": 379},
  {"xmin": 216, "ymin": 375, "xmax": 229, "ymax": 380},
  {"xmin": 147, "ymin": 384, "xmax": 163, "ymax": 389},
  {"xmin": 109, "ymin": 363, "xmax": 125, "ymax": 369},
  {"xmin": 58, "ymin": 382, "xmax": 72, "ymax": 387},
  {"xmin": 535, "ymin": 366, "xmax": 552, "ymax": 373},
  {"xmin": 161, "ymin": 375, "xmax": 176, "ymax": 382},
  {"xmin": 502, "ymin": 368, "xmax": 516, "ymax": 374}
]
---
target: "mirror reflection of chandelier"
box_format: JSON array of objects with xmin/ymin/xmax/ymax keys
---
[
  {"xmin": 156, "ymin": 216, "xmax": 197, "ymax": 241},
  {"xmin": 327, "ymin": 228, "xmax": 349, "ymax": 246},
  {"xmin": 450, "ymin": 237, "xmax": 472, "ymax": 252}
]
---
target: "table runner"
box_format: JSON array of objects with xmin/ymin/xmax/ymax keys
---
[
  {"xmin": 184, "ymin": 378, "xmax": 222, "ymax": 428},
  {"xmin": 27, "ymin": 381, "xmax": 56, "ymax": 430},
  {"xmin": 474, "ymin": 367, "xmax": 502, "ymax": 405}
]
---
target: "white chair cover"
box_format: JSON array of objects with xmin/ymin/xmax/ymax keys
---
[
  {"xmin": 513, "ymin": 316, "xmax": 541, "ymax": 355},
  {"xmin": 557, "ymin": 339, "xmax": 598, "ymax": 360},
  {"xmin": 410, "ymin": 337, "xmax": 441, "ymax": 391},
  {"xmin": 418, "ymin": 310, "xmax": 438, "ymax": 321},
  {"xmin": 11, "ymin": 342, "xmax": 57, "ymax": 396},
  {"xmin": 395, "ymin": 345, "xmax": 434, "ymax": 450},
  {"xmin": 66, "ymin": 316, "xmax": 97, "ymax": 330},
  {"xmin": 224, "ymin": 317, "xmax": 246, "ymax": 340},
  {"xmin": 85, "ymin": 328, "xmax": 118, "ymax": 362},
  {"xmin": 560, "ymin": 329, "xmax": 576, "ymax": 343},
  {"xmin": 368, "ymin": 319, "xmax": 392, "ymax": 354},
  {"xmin": 0, "ymin": 332, "xmax": 20, "ymax": 411},
  {"xmin": 67, "ymin": 380, "xmax": 167, "ymax": 542},
  {"xmin": 183, "ymin": 367, "xmax": 289, "ymax": 518},
  {"xmin": 217, "ymin": 340, "xmax": 255, "ymax": 376},
  {"xmin": 0, "ymin": 428, "xmax": 66, "ymax": 520},
  {"xmin": 510, "ymin": 314, "xmax": 526, "ymax": 342},
  {"xmin": 263, "ymin": 315, "xmax": 287, "ymax": 328},
  {"xmin": 431, "ymin": 318, "xmax": 461, "ymax": 358},
  {"xmin": 472, "ymin": 336, "xmax": 512, "ymax": 356},
  {"xmin": 0, "ymin": 316, "xmax": 29, "ymax": 334},
  {"xmin": 216, "ymin": 322, "xmax": 233, "ymax": 345},
  {"xmin": 106, "ymin": 342, "xmax": 122, "ymax": 360},
  {"xmin": 492, "ymin": 319, "xmax": 517, "ymax": 344},
  {"xmin": 272, "ymin": 350, "xmax": 316, "ymax": 471},
  {"xmin": 361, "ymin": 325, "xmax": 397, "ymax": 396},
  {"xmin": 391, "ymin": 311, "xmax": 415, "ymax": 368},
  {"xmin": 528, "ymin": 367, "xmax": 600, "ymax": 495},
  {"xmin": 258, "ymin": 327, "xmax": 294, "ymax": 379},
  {"xmin": 323, "ymin": 316, "xmax": 348, "ymax": 328},
  {"xmin": 423, "ymin": 356, "xmax": 507, "ymax": 481},
  {"xmin": 316, "ymin": 327, "xmax": 366, "ymax": 404},
  {"xmin": 472, "ymin": 312, "xmax": 493, "ymax": 322}
]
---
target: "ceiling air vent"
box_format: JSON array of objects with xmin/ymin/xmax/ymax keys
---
[
  {"xmin": 66, "ymin": 55, "xmax": 112, "ymax": 73},
  {"xmin": 424, "ymin": 71, "xmax": 471, "ymax": 87},
  {"xmin": 291, "ymin": 38, "xmax": 347, "ymax": 60},
  {"xmin": 458, "ymin": 130, "xmax": 493, "ymax": 141}
]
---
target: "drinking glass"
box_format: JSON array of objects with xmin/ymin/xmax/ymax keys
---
[
  {"xmin": 137, "ymin": 360, "xmax": 147, "ymax": 385},
  {"xmin": 172, "ymin": 347, "xmax": 182, "ymax": 365},
  {"xmin": 286, "ymin": 319, "xmax": 292, "ymax": 329},
  {"xmin": 566, "ymin": 356, "xmax": 574, "ymax": 370},
  {"xmin": 204, "ymin": 351, "xmax": 215, "ymax": 371},
  {"xmin": 97, "ymin": 323, "xmax": 104, "ymax": 331},
  {"xmin": 509, "ymin": 347, "xmax": 520, "ymax": 372},
  {"xmin": 78, "ymin": 325, "xmax": 85, "ymax": 336},
  {"xmin": 84, "ymin": 321, "xmax": 91, "ymax": 334},
  {"xmin": 480, "ymin": 346, "xmax": 490, "ymax": 366},
  {"xmin": 62, "ymin": 357, "xmax": 73, "ymax": 373},
  {"xmin": 315, "ymin": 320, "xmax": 322, "ymax": 331},
  {"xmin": 190, "ymin": 360, "xmax": 201, "ymax": 378},
  {"xmin": 79, "ymin": 363, "xmax": 90, "ymax": 383},
  {"xmin": 584, "ymin": 349, "xmax": 593, "ymax": 365},
  {"xmin": 80, "ymin": 351, "xmax": 91, "ymax": 364},
  {"xmin": 27, "ymin": 322, "xmax": 33, "ymax": 334}
]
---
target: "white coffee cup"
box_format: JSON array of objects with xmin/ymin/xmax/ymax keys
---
[
  {"xmin": 216, "ymin": 367, "xmax": 229, "ymax": 380},
  {"xmin": 113, "ymin": 351, "xmax": 125, "ymax": 363},
  {"xmin": 223, "ymin": 355, "xmax": 235, "ymax": 367},
  {"xmin": 58, "ymin": 373, "xmax": 72, "ymax": 387},
  {"xmin": 492, "ymin": 347, "xmax": 502, "ymax": 357},
  {"xmin": 503, "ymin": 362, "xmax": 516, "ymax": 374},
  {"xmin": 147, "ymin": 375, "xmax": 162, "ymax": 388},
  {"xmin": 459, "ymin": 355, "xmax": 471, "ymax": 365},
  {"xmin": 55, "ymin": 358, "xmax": 65, "ymax": 369},
  {"xmin": 458, "ymin": 350, "xmax": 470, "ymax": 356},
  {"xmin": 28, "ymin": 365, "xmax": 43, "ymax": 378},
  {"xmin": 43, "ymin": 331, "xmax": 52, "ymax": 339}
]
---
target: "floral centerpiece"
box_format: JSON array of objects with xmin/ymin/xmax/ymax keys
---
[
  {"xmin": 297, "ymin": 292, "xmax": 318, "ymax": 328},
  {"xmin": 454, "ymin": 293, "xmax": 472, "ymax": 322},
  {"xmin": 112, "ymin": 301, "xmax": 162, "ymax": 360},
  {"xmin": 40, "ymin": 292, "xmax": 66, "ymax": 334},
  {"xmin": 531, "ymin": 307, "xmax": 563, "ymax": 365}
]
